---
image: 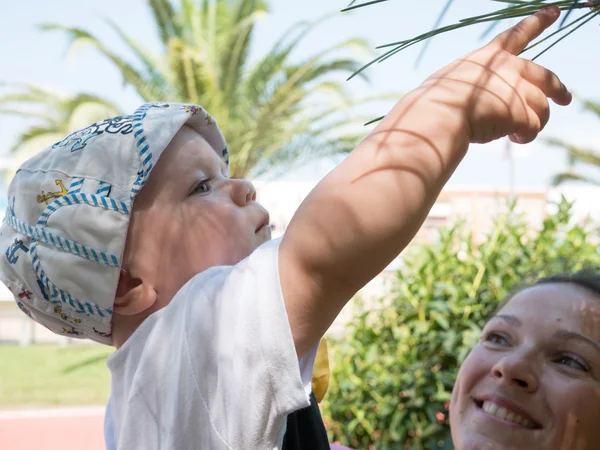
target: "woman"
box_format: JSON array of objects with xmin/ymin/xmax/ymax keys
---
[{"xmin": 450, "ymin": 270, "xmax": 600, "ymax": 449}]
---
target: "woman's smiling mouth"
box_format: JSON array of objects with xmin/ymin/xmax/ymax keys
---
[{"xmin": 474, "ymin": 398, "xmax": 542, "ymax": 430}]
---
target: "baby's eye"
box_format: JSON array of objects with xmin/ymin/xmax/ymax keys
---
[
  {"xmin": 483, "ymin": 332, "xmax": 509, "ymax": 346},
  {"xmin": 192, "ymin": 180, "xmax": 211, "ymax": 194},
  {"xmin": 555, "ymin": 354, "xmax": 590, "ymax": 372}
]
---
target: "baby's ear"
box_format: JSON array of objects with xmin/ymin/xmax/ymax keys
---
[{"xmin": 114, "ymin": 270, "xmax": 157, "ymax": 316}]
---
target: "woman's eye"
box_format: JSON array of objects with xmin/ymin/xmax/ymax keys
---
[
  {"xmin": 555, "ymin": 354, "xmax": 590, "ymax": 372},
  {"xmin": 193, "ymin": 180, "xmax": 211, "ymax": 194},
  {"xmin": 483, "ymin": 332, "xmax": 509, "ymax": 346}
]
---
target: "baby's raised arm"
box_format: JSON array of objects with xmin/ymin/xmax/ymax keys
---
[{"xmin": 279, "ymin": 7, "xmax": 572, "ymax": 357}]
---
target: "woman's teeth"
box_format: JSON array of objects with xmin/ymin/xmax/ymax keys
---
[{"xmin": 481, "ymin": 401, "xmax": 536, "ymax": 429}]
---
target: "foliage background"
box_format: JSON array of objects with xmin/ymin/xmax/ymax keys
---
[{"xmin": 322, "ymin": 199, "xmax": 600, "ymax": 449}]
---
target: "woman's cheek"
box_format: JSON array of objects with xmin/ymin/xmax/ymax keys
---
[
  {"xmin": 555, "ymin": 385, "xmax": 600, "ymax": 444},
  {"xmin": 458, "ymin": 345, "xmax": 492, "ymax": 384}
]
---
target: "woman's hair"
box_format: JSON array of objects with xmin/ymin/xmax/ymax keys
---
[{"xmin": 488, "ymin": 269, "xmax": 600, "ymax": 321}]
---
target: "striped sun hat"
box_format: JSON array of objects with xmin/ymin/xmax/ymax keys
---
[{"xmin": 0, "ymin": 102, "xmax": 229, "ymax": 344}]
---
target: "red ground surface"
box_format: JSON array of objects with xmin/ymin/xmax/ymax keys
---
[
  {"xmin": 0, "ymin": 408, "xmax": 354, "ymax": 449},
  {"xmin": 0, "ymin": 408, "xmax": 105, "ymax": 450}
]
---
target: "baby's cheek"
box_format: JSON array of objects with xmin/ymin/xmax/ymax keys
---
[{"xmin": 214, "ymin": 208, "xmax": 244, "ymax": 234}]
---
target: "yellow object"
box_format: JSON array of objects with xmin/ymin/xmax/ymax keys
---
[
  {"xmin": 311, "ymin": 338, "xmax": 330, "ymax": 403},
  {"xmin": 37, "ymin": 179, "xmax": 68, "ymax": 204}
]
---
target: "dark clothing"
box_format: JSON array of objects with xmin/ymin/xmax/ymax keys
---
[{"xmin": 282, "ymin": 392, "xmax": 330, "ymax": 450}]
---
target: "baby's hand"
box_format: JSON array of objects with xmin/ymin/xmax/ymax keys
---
[{"xmin": 418, "ymin": 6, "xmax": 572, "ymax": 145}]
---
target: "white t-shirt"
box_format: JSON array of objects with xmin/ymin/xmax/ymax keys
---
[{"xmin": 106, "ymin": 238, "xmax": 318, "ymax": 450}]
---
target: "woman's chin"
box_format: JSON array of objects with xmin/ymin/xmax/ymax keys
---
[{"xmin": 452, "ymin": 403, "xmax": 546, "ymax": 450}]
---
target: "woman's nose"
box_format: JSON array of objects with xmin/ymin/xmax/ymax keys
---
[{"xmin": 491, "ymin": 353, "xmax": 539, "ymax": 393}]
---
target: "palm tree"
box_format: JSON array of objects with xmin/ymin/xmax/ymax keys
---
[
  {"xmin": 41, "ymin": 0, "xmax": 383, "ymax": 178},
  {"xmin": 547, "ymin": 100, "xmax": 600, "ymax": 186},
  {"xmin": 0, "ymin": 85, "xmax": 120, "ymax": 175}
]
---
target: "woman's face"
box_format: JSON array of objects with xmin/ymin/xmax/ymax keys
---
[{"xmin": 450, "ymin": 283, "xmax": 600, "ymax": 450}]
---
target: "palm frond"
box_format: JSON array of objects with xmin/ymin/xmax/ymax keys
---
[
  {"xmin": 221, "ymin": 6, "xmax": 266, "ymax": 108},
  {"xmin": 545, "ymin": 137, "xmax": 600, "ymax": 167},
  {"xmin": 551, "ymin": 171, "xmax": 600, "ymax": 186},
  {"xmin": 148, "ymin": 0, "xmax": 183, "ymax": 45},
  {"xmin": 66, "ymin": 98, "xmax": 122, "ymax": 131},
  {"xmin": 105, "ymin": 19, "xmax": 169, "ymax": 91},
  {"xmin": 261, "ymin": 36, "xmax": 372, "ymax": 117},
  {"xmin": 415, "ymin": 0, "xmax": 456, "ymax": 66},
  {"xmin": 31, "ymin": 0, "xmax": 387, "ymax": 178},
  {"xmin": 0, "ymin": 87, "xmax": 120, "ymax": 132},
  {"xmin": 0, "ymin": 84, "xmax": 123, "ymax": 162},
  {"xmin": 63, "ymin": 93, "xmax": 120, "ymax": 114},
  {"xmin": 0, "ymin": 107, "xmax": 56, "ymax": 123},
  {"xmin": 243, "ymin": 20, "xmax": 314, "ymax": 104},
  {"xmin": 0, "ymin": 84, "xmax": 66, "ymax": 106},
  {"xmin": 559, "ymin": 0, "xmax": 586, "ymax": 26},
  {"xmin": 305, "ymin": 92, "xmax": 399, "ymax": 125},
  {"xmin": 347, "ymin": 1, "xmax": 600, "ymax": 79},
  {"xmin": 287, "ymin": 59, "xmax": 367, "ymax": 85},
  {"xmin": 41, "ymin": 24, "xmax": 159, "ymax": 101},
  {"xmin": 249, "ymin": 132, "xmax": 361, "ymax": 179},
  {"xmin": 342, "ymin": 0, "xmax": 389, "ymax": 12},
  {"xmin": 582, "ymin": 100, "xmax": 600, "ymax": 117},
  {"xmin": 9, "ymin": 126, "xmax": 61, "ymax": 152},
  {"xmin": 166, "ymin": 37, "xmax": 219, "ymax": 103}
]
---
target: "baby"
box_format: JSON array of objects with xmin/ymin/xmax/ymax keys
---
[{"xmin": 0, "ymin": 7, "xmax": 571, "ymax": 449}]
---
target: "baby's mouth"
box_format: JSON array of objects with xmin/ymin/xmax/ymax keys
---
[
  {"xmin": 255, "ymin": 212, "xmax": 271, "ymax": 233},
  {"xmin": 255, "ymin": 222, "xmax": 269, "ymax": 233},
  {"xmin": 474, "ymin": 399, "xmax": 542, "ymax": 430}
]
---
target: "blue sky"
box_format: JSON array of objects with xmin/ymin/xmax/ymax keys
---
[{"xmin": 1, "ymin": 0, "xmax": 599, "ymax": 190}]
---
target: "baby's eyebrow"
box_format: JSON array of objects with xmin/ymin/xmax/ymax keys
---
[{"xmin": 491, "ymin": 313, "xmax": 521, "ymax": 327}]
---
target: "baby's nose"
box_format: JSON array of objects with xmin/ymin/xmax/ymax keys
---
[{"xmin": 231, "ymin": 179, "xmax": 256, "ymax": 206}]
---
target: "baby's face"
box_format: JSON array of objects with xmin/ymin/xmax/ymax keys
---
[{"xmin": 124, "ymin": 125, "xmax": 271, "ymax": 303}]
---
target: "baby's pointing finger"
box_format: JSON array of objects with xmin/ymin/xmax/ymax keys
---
[{"xmin": 491, "ymin": 7, "xmax": 561, "ymax": 55}]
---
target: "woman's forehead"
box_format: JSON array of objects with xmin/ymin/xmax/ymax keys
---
[{"xmin": 499, "ymin": 283, "xmax": 600, "ymax": 336}]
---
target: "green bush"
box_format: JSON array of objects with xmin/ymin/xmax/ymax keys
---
[{"xmin": 322, "ymin": 198, "xmax": 600, "ymax": 449}]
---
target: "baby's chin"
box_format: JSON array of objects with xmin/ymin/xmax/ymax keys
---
[
  {"xmin": 254, "ymin": 223, "xmax": 272, "ymax": 245},
  {"xmin": 227, "ymin": 229, "xmax": 272, "ymax": 264}
]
